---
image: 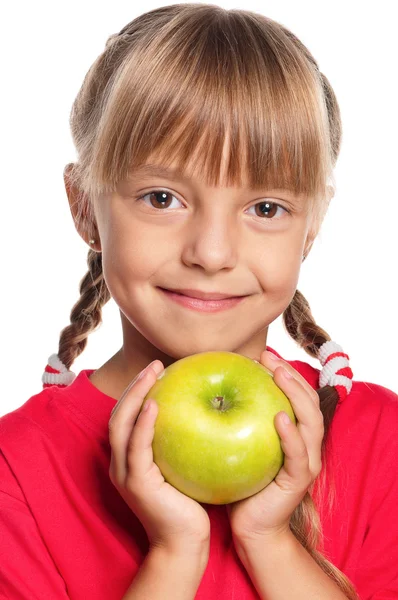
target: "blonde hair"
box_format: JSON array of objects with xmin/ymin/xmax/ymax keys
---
[{"xmin": 60, "ymin": 4, "xmax": 358, "ymax": 597}]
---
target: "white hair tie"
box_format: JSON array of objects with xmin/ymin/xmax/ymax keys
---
[
  {"xmin": 42, "ymin": 354, "xmax": 76, "ymax": 388},
  {"xmin": 318, "ymin": 340, "xmax": 353, "ymax": 403}
]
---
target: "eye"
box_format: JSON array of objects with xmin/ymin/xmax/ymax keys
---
[
  {"xmin": 245, "ymin": 200, "xmax": 290, "ymax": 222},
  {"xmin": 136, "ymin": 189, "xmax": 183, "ymax": 210}
]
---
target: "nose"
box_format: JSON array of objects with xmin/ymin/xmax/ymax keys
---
[{"xmin": 181, "ymin": 208, "xmax": 239, "ymax": 273}]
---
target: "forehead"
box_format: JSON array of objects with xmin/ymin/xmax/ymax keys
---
[
  {"xmin": 132, "ymin": 128, "xmax": 239, "ymax": 185},
  {"xmin": 128, "ymin": 127, "xmax": 301, "ymax": 194}
]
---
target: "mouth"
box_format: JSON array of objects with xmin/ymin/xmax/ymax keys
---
[{"xmin": 158, "ymin": 287, "xmax": 249, "ymax": 313}]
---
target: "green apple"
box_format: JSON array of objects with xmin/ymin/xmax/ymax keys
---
[{"xmin": 142, "ymin": 351, "xmax": 296, "ymax": 505}]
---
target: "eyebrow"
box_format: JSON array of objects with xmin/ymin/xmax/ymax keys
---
[
  {"xmin": 128, "ymin": 163, "xmax": 303, "ymax": 206},
  {"xmin": 129, "ymin": 164, "xmax": 190, "ymax": 181}
]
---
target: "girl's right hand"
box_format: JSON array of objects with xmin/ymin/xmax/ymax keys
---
[{"xmin": 108, "ymin": 359, "xmax": 211, "ymax": 555}]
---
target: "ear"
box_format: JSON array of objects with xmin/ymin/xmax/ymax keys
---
[
  {"xmin": 303, "ymin": 185, "xmax": 335, "ymax": 259},
  {"xmin": 326, "ymin": 184, "xmax": 335, "ymax": 205},
  {"xmin": 63, "ymin": 163, "xmax": 101, "ymax": 252},
  {"xmin": 303, "ymin": 221, "xmax": 317, "ymax": 259},
  {"xmin": 303, "ymin": 221, "xmax": 319, "ymax": 260},
  {"xmin": 303, "ymin": 238, "xmax": 315, "ymax": 260}
]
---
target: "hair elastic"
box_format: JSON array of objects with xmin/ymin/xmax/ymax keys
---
[{"xmin": 318, "ymin": 340, "xmax": 353, "ymax": 403}]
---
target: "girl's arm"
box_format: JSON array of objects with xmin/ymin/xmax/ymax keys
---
[
  {"xmin": 121, "ymin": 543, "xmax": 209, "ymax": 599},
  {"xmin": 234, "ymin": 530, "xmax": 349, "ymax": 600}
]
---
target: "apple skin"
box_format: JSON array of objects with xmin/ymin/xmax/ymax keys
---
[{"xmin": 143, "ymin": 351, "xmax": 296, "ymax": 505}]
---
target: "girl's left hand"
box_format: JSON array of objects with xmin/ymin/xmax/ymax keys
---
[{"xmin": 226, "ymin": 349, "xmax": 324, "ymax": 543}]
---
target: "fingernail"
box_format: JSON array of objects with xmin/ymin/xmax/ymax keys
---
[
  {"xmin": 151, "ymin": 361, "xmax": 164, "ymax": 376},
  {"xmin": 281, "ymin": 412, "xmax": 291, "ymax": 425},
  {"xmin": 282, "ymin": 367, "xmax": 293, "ymax": 379},
  {"xmin": 267, "ymin": 351, "xmax": 278, "ymax": 361},
  {"xmin": 142, "ymin": 399, "xmax": 152, "ymax": 412}
]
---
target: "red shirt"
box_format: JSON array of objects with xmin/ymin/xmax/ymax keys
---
[{"xmin": 0, "ymin": 346, "xmax": 397, "ymax": 599}]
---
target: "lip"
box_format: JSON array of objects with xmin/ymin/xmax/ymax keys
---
[
  {"xmin": 159, "ymin": 287, "xmax": 248, "ymax": 313},
  {"xmin": 161, "ymin": 287, "xmax": 245, "ymax": 300}
]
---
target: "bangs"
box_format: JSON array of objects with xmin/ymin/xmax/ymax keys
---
[{"xmin": 85, "ymin": 8, "xmax": 333, "ymax": 209}]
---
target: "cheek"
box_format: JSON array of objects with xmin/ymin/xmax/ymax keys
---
[
  {"xmin": 101, "ymin": 222, "xmax": 171, "ymax": 287},
  {"xmin": 255, "ymin": 257, "xmax": 301, "ymax": 294},
  {"xmin": 253, "ymin": 264, "xmax": 300, "ymax": 326}
]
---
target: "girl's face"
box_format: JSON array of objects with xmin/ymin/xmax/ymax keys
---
[{"xmin": 67, "ymin": 149, "xmax": 317, "ymax": 369}]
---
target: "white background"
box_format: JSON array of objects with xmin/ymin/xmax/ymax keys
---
[{"xmin": 1, "ymin": 0, "xmax": 397, "ymax": 416}]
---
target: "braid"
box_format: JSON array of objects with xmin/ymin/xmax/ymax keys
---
[
  {"xmin": 283, "ymin": 288, "xmax": 338, "ymax": 437},
  {"xmin": 283, "ymin": 288, "xmax": 350, "ymax": 584},
  {"xmin": 57, "ymin": 249, "xmax": 110, "ymax": 371}
]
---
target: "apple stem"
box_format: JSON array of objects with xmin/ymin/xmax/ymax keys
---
[{"xmin": 214, "ymin": 396, "xmax": 225, "ymax": 411}]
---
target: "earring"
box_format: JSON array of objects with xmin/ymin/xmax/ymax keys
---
[{"xmin": 89, "ymin": 239, "xmax": 96, "ymax": 244}]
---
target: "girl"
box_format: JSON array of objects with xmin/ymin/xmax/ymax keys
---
[{"xmin": 1, "ymin": 4, "xmax": 397, "ymax": 599}]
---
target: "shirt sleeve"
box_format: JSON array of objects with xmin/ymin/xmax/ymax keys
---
[
  {"xmin": 354, "ymin": 384, "xmax": 398, "ymax": 600},
  {"xmin": 0, "ymin": 450, "xmax": 69, "ymax": 599}
]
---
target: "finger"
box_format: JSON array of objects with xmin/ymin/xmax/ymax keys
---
[
  {"xmin": 273, "ymin": 367, "xmax": 324, "ymax": 477},
  {"xmin": 275, "ymin": 410, "xmax": 312, "ymax": 487},
  {"xmin": 272, "ymin": 366, "xmax": 323, "ymax": 429},
  {"xmin": 260, "ymin": 350, "xmax": 320, "ymax": 407},
  {"xmin": 127, "ymin": 397, "xmax": 159, "ymax": 478},
  {"xmin": 108, "ymin": 365, "xmax": 161, "ymax": 482}
]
